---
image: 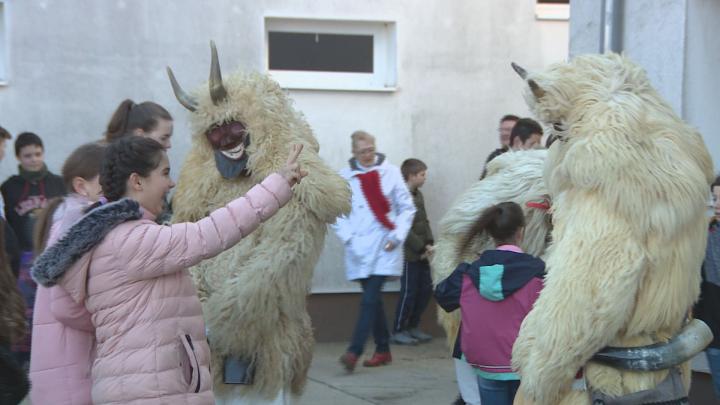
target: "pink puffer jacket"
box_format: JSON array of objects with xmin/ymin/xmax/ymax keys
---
[
  {"xmin": 30, "ymin": 194, "xmax": 95, "ymax": 405},
  {"xmin": 37, "ymin": 174, "xmax": 291, "ymax": 405}
]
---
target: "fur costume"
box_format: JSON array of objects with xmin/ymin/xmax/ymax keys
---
[
  {"xmin": 511, "ymin": 53, "xmax": 714, "ymax": 404},
  {"xmin": 168, "ymin": 45, "xmax": 351, "ymax": 402},
  {"xmin": 431, "ymin": 149, "xmax": 551, "ymax": 350}
]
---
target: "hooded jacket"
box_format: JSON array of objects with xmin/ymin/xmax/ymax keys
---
[
  {"xmin": 30, "ymin": 194, "xmax": 95, "ymax": 405},
  {"xmin": 31, "ymin": 173, "xmax": 291, "ymax": 405},
  {"xmin": 435, "ymin": 245, "xmax": 544, "ymax": 380}
]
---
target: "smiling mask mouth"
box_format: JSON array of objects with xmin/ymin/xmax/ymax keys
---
[
  {"xmin": 221, "ymin": 142, "xmax": 246, "ymax": 160},
  {"xmin": 214, "ymin": 135, "xmax": 251, "ymax": 179}
]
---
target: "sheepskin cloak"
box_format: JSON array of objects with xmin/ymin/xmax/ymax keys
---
[
  {"xmin": 511, "ymin": 53, "xmax": 714, "ymax": 405},
  {"xmin": 171, "ymin": 69, "xmax": 351, "ymax": 402}
]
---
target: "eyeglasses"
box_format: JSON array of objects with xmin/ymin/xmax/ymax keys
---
[{"xmin": 354, "ymin": 147, "xmax": 376, "ymax": 156}]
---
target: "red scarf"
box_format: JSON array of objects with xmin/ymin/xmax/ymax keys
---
[{"xmin": 357, "ymin": 170, "xmax": 395, "ymax": 230}]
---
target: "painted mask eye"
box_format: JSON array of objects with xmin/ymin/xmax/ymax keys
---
[
  {"xmin": 229, "ymin": 122, "xmax": 246, "ymax": 136},
  {"xmin": 207, "ymin": 126, "xmax": 225, "ymax": 146}
]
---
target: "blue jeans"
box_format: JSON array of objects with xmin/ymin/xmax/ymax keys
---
[
  {"xmin": 476, "ymin": 377, "xmax": 520, "ymax": 405},
  {"xmin": 707, "ymin": 347, "xmax": 720, "ymax": 399},
  {"xmin": 348, "ymin": 275, "xmax": 390, "ymax": 356}
]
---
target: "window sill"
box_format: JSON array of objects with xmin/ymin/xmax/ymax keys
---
[
  {"xmin": 0, "ymin": 80, "xmax": 8, "ymax": 86},
  {"xmin": 282, "ymin": 84, "xmax": 397, "ymax": 93},
  {"xmin": 535, "ymin": 3, "xmax": 570, "ymax": 21}
]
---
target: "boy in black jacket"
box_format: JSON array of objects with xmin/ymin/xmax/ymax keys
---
[
  {"xmin": 0, "ymin": 132, "xmax": 65, "ymax": 367},
  {"xmin": 391, "ymin": 158, "xmax": 435, "ymax": 345}
]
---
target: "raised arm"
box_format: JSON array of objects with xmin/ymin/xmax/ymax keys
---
[{"xmin": 117, "ymin": 173, "xmax": 292, "ymax": 281}]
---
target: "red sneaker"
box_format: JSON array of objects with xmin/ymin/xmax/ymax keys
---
[
  {"xmin": 362, "ymin": 352, "xmax": 392, "ymax": 367},
  {"xmin": 339, "ymin": 352, "xmax": 358, "ymax": 372}
]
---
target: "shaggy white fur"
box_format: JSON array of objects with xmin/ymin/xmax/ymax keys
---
[
  {"xmin": 430, "ymin": 149, "xmax": 551, "ymax": 350},
  {"xmin": 171, "ymin": 66, "xmax": 351, "ymax": 401},
  {"xmin": 512, "ymin": 53, "xmax": 714, "ymax": 405}
]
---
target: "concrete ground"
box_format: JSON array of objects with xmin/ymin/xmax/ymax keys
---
[
  {"xmin": 298, "ymin": 339, "xmax": 458, "ymax": 405},
  {"xmin": 299, "ymin": 341, "xmax": 720, "ymax": 405},
  {"xmin": 19, "ymin": 340, "xmax": 718, "ymax": 404}
]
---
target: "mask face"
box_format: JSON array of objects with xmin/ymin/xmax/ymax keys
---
[{"xmin": 213, "ymin": 135, "xmax": 251, "ymax": 179}]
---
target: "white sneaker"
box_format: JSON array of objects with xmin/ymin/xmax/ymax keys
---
[
  {"xmin": 390, "ymin": 330, "xmax": 419, "ymax": 345},
  {"xmin": 408, "ymin": 328, "xmax": 433, "ymax": 343}
]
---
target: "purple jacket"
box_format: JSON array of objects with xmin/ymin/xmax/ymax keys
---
[{"xmin": 436, "ymin": 245, "xmax": 545, "ymax": 379}]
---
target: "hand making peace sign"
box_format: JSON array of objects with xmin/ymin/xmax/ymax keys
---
[{"xmin": 279, "ymin": 144, "xmax": 309, "ymax": 186}]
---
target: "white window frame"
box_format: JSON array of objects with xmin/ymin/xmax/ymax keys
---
[
  {"xmin": 264, "ymin": 17, "xmax": 397, "ymax": 92},
  {"xmin": 0, "ymin": 0, "xmax": 8, "ymax": 85},
  {"xmin": 536, "ymin": 1, "xmax": 570, "ymax": 21}
]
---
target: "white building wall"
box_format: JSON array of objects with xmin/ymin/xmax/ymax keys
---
[{"xmin": 0, "ymin": 0, "xmax": 568, "ymax": 292}]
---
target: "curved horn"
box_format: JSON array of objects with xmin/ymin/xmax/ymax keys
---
[
  {"xmin": 591, "ymin": 319, "xmax": 713, "ymax": 371},
  {"xmin": 528, "ymin": 79, "xmax": 546, "ymax": 99},
  {"xmin": 167, "ymin": 67, "xmax": 198, "ymax": 112},
  {"xmin": 209, "ymin": 40, "xmax": 228, "ymax": 105},
  {"xmin": 511, "ymin": 62, "xmax": 528, "ymax": 79}
]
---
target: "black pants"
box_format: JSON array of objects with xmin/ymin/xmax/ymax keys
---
[{"xmin": 393, "ymin": 260, "xmax": 433, "ymax": 332}]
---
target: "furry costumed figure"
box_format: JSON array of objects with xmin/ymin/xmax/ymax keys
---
[
  {"xmin": 167, "ymin": 42, "xmax": 351, "ymax": 404},
  {"xmin": 511, "ymin": 53, "xmax": 714, "ymax": 405},
  {"xmin": 431, "ymin": 149, "xmax": 551, "ymax": 354}
]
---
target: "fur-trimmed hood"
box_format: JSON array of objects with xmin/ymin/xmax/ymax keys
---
[
  {"xmin": 348, "ymin": 153, "xmax": 387, "ymax": 172},
  {"xmin": 31, "ymin": 198, "xmax": 142, "ymax": 288}
]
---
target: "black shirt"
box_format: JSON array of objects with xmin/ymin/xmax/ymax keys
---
[{"xmin": 1, "ymin": 173, "xmax": 66, "ymax": 252}]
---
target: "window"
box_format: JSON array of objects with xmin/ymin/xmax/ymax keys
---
[
  {"xmin": 536, "ymin": 0, "xmax": 570, "ymax": 21},
  {"xmin": 0, "ymin": 1, "xmax": 7, "ymax": 84},
  {"xmin": 268, "ymin": 32, "xmax": 373, "ymax": 73},
  {"xmin": 265, "ymin": 17, "xmax": 397, "ymax": 92}
]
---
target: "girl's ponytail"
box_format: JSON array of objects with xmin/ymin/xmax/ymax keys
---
[
  {"xmin": 105, "ymin": 99, "xmax": 135, "ymax": 142},
  {"xmin": 104, "ymin": 99, "xmax": 172, "ymax": 143},
  {"xmin": 459, "ymin": 202, "xmax": 526, "ymax": 253},
  {"xmin": 33, "ymin": 197, "xmax": 65, "ymax": 256}
]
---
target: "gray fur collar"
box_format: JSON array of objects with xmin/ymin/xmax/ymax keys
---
[
  {"xmin": 31, "ymin": 198, "xmax": 142, "ymax": 287},
  {"xmin": 349, "ymin": 153, "xmax": 386, "ymax": 171}
]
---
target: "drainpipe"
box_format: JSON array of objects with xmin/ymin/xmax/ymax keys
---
[{"xmin": 599, "ymin": 0, "xmax": 624, "ymax": 53}]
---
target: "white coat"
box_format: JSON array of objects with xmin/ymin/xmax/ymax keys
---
[{"xmin": 333, "ymin": 155, "xmax": 416, "ymax": 281}]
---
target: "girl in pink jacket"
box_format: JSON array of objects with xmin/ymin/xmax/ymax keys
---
[
  {"xmin": 32, "ymin": 136, "xmax": 305, "ymax": 404},
  {"xmin": 30, "ymin": 142, "xmax": 105, "ymax": 405}
]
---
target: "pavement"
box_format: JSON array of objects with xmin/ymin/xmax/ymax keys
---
[
  {"xmin": 300, "ymin": 341, "xmax": 720, "ymax": 405},
  {"xmin": 19, "ymin": 339, "xmax": 718, "ymax": 404},
  {"xmin": 298, "ymin": 339, "xmax": 458, "ymax": 405},
  {"xmin": 19, "ymin": 339, "xmax": 458, "ymax": 405}
]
